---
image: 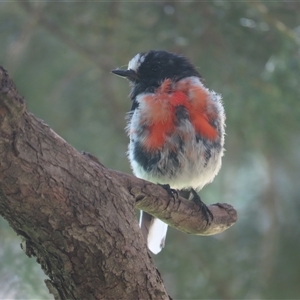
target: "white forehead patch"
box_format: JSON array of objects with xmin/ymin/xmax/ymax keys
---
[{"xmin": 128, "ymin": 53, "xmax": 145, "ymax": 72}]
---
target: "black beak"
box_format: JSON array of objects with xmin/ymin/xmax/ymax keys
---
[{"xmin": 111, "ymin": 69, "xmax": 138, "ymax": 81}]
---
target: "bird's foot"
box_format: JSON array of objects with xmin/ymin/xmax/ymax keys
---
[
  {"xmin": 190, "ymin": 189, "xmax": 213, "ymax": 225},
  {"xmin": 158, "ymin": 184, "xmax": 178, "ymax": 200}
]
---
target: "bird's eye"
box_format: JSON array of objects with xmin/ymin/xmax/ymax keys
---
[{"xmin": 151, "ymin": 63, "xmax": 161, "ymax": 72}]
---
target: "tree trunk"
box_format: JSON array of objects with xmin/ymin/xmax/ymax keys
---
[{"xmin": 0, "ymin": 66, "xmax": 237, "ymax": 299}]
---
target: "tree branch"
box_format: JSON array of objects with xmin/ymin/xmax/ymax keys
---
[
  {"xmin": 0, "ymin": 66, "xmax": 237, "ymax": 299},
  {"xmin": 0, "ymin": 66, "xmax": 169, "ymax": 299},
  {"xmin": 116, "ymin": 170, "xmax": 237, "ymax": 235}
]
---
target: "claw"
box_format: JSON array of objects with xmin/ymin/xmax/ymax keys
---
[
  {"xmin": 190, "ymin": 189, "xmax": 213, "ymax": 225},
  {"xmin": 158, "ymin": 184, "xmax": 178, "ymax": 200}
]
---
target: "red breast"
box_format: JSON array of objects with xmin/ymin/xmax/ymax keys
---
[{"xmin": 140, "ymin": 79, "xmax": 218, "ymax": 151}]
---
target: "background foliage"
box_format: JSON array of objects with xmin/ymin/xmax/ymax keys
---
[{"xmin": 0, "ymin": 1, "xmax": 299, "ymax": 299}]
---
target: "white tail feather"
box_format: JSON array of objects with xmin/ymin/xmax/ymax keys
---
[
  {"xmin": 147, "ymin": 219, "xmax": 168, "ymax": 254},
  {"xmin": 139, "ymin": 212, "xmax": 168, "ymax": 254}
]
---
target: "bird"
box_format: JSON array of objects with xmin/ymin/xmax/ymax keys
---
[{"xmin": 112, "ymin": 50, "xmax": 225, "ymax": 254}]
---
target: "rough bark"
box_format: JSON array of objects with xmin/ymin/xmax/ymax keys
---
[{"xmin": 0, "ymin": 66, "xmax": 237, "ymax": 299}]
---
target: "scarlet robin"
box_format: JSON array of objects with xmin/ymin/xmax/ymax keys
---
[{"xmin": 112, "ymin": 50, "xmax": 225, "ymax": 254}]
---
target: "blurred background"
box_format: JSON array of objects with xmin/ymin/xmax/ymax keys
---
[{"xmin": 0, "ymin": 1, "xmax": 299, "ymax": 299}]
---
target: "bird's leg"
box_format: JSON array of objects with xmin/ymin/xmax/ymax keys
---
[
  {"xmin": 189, "ymin": 188, "xmax": 213, "ymax": 225},
  {"xmin": 178, "ymin": 190, "xmax": 191, "ymax": 200}
]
